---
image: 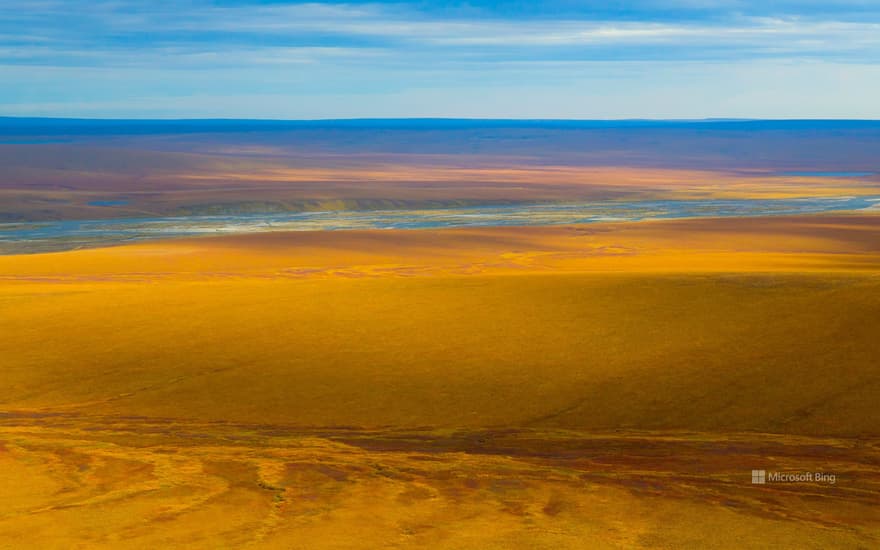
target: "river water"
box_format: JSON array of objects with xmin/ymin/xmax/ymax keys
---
[{"xmin": 2, "ymin": 195, "xmax": 879, "ymax": 254}]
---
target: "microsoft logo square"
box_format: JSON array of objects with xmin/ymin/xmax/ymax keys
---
[{"xmin": 752, "ymin": 470, "xmax": 766, "ymax": 484}]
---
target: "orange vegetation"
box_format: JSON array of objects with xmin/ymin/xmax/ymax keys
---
[{"xmin": 1, "ymin": 214, "xmax": 879, "ymax": 548}]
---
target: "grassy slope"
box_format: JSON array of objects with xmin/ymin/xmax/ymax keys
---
[
  {"xmin": 1, "ymin": 214, "xmax": 880, "ymax": 548},
  {"xmin": 1, "ymin": 273, "xmax": 879, "ymax": 436},
  {"xmin": 2, "ymin": 214, "xmax": 879, "ymax": 435}
]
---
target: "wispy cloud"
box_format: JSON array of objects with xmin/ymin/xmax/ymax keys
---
[
  {"xmin": 1, "ymin": 1, "xmax": 879, "ymax": 117},
  {"xmin": 4, "ymin": 1, "xmax": 880, "ymax": 66}
]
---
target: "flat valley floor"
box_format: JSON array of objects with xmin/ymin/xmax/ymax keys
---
[{"xmin": 2, "ymin": 214, "xmax": 880, "ymax": 548}]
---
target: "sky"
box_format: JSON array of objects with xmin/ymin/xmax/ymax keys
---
[{"xmin": 2, "ymin": 1, "xmax": 880, "ymax": 119}]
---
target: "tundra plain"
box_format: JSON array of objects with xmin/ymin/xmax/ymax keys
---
[
  {"xmin": 2, "ymin": 213, "xmax": 880, "ymax": 548},
  {"xmin": 4, "ymin": 120, "xmax": 880, "ymax": 222},
  {"xmin": 3, "ymin": 119, "xmax": 880, "ymax": 548}
]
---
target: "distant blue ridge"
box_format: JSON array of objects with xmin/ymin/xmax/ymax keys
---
[{"xmin": 2, "ymin": 117, "xmax": 880, "ymax": 136}]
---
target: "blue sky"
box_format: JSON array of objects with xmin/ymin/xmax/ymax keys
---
[{"xmin": 2, "ymin": 1, "xmax": 880, "ymax": 118}]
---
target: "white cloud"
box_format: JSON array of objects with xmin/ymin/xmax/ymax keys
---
[{"xmin": 2, "ymin": 1, "xmax": 880, "ymax": 117}]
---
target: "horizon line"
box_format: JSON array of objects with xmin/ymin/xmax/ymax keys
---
[
  {"xmin": 5, "ymin": 116, "xmax": 880, "ymax": 123},
  {"xmin": 1, "ymin": 116, "xmax": 758, "ymax": 121}
]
